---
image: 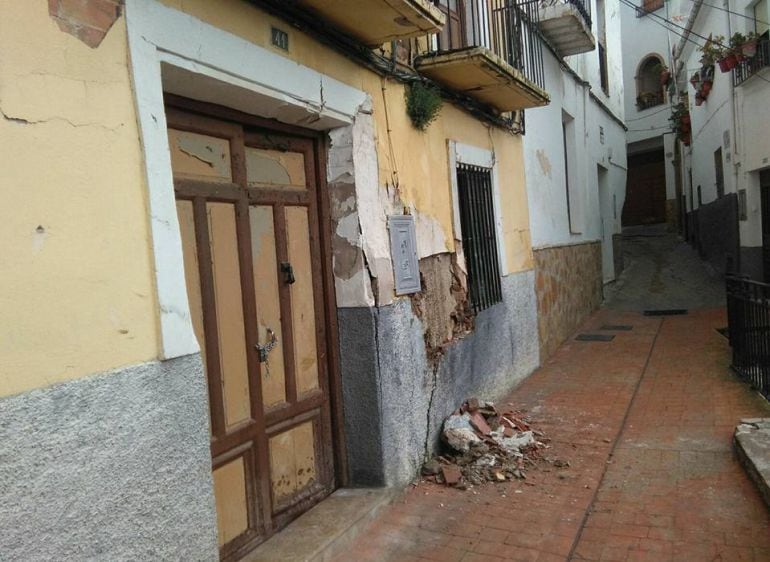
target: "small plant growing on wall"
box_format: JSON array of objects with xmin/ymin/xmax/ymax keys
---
[{"xmin": 405, "ymin": 81, "xmax": 443, "ymax": 131}]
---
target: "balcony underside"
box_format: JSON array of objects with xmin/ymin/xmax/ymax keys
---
[
  {"xmin": 539, "ymin": 3, "xmax": 596, "ymax": 57},
  {"xmin": 415, "ymin": 47, "xmax": 550, "ymax": 112},
  {"xmin": 295, "ymin": 0, "xmax": 445, "ymax": 47}
]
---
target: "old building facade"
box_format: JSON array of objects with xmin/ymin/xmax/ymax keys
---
[
  {"xmin": 0, "ymin": 0, "xmax": 594, "ymax": 559},
  {"xmin": 524, "ymin": 0, "xmax": 628, "ymax": 358}
]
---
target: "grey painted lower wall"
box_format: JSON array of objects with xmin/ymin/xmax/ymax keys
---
[
  {"xmin": 0, "ymin": 355, "xmax": 218, "ymax": 561},
  {"xmin": 740, "ymin": 246, "xmax": 764, "ymax": 281},
  {"xmin": 687, "ymin": 194, "xmax": 740, "ymax": 274},
  {"xmin": 338, "ymin": 269, "xmax": 540, "ymax": 487}
]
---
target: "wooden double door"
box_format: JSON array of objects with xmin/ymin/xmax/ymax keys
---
[{"xmin": 167, "ymin": 103, "xmax": 337, "ymax": 560}]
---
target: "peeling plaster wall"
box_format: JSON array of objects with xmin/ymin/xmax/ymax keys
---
[
  {"xmin": 339, "ymin": 270, "xmax": 540, "ymax": 487},
  {"xmin": 0, "ymin": 2, "xmax": 158, "ymax": 397},
  {"xmin": 157, "ymin": 0, "xmax": 535, "ymax": 295}
]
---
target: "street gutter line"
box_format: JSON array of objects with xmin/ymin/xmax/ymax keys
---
[{"xmin": 567, "ymin": 317, "xmax": 665, "ymax": 561}]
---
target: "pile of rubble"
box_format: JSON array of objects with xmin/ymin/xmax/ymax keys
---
[{"xmin": 422, "ymin": 398, "xmax": 550, "ymax": 489}]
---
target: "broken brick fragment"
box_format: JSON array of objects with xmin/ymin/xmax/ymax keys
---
[
  {"xmin": 441, "ymin": 465, "xmax": 462, "ymax": 485},
  {"xmin": 469, "ymin": 412, "xmax": 492, "ymax": 435}
]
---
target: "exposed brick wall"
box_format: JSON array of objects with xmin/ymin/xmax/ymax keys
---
[
  {"xmin": 534, "ymin": 242, "xmax": 603, "ymax": 359},
  {"xmin": 48, "ymin": 0, "xmax": 123, "ymax": 48}
]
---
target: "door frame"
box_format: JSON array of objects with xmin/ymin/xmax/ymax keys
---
[{"xmin": 165, "ymin": 93, "xmax": 349, "ymax": 520}]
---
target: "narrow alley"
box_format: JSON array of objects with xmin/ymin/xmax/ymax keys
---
[{"xmin": 340, "ymin": 228, "xmax": 770, "ymax": 562}]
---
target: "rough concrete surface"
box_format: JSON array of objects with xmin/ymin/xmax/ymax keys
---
[
  {"xmin": 735, "ymin": 419, "xmax": 770, "ymax": 509},
  {"xmin": 244, "ymin": 488, "xmax": 395, "ymax": 562},
  {"xmin": 0, "ymin": 355, "xmax": 218, "ymax": 561},
  {"xmin": 605, "ymin": 224, "xmax": 725, "ymax": 311},
  {"xmin": 338, "ymin": 270, "xmax": 539, "ymax": 487}
]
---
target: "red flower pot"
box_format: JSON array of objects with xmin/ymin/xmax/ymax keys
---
[
  {"xmin": 681, "ymin": 114, "xmax": 691, "ymax": 125},
  {"xmin": 701, "ymin": 80, "xmax": 713, "ymax": 96},
  {"xmin": 718, "ymin": 54, "xmax": 738, "ymax": 72}
]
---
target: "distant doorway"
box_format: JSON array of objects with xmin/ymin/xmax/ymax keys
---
[
  {"xmin": 623, "ymin": 149, "xmax": 667, "ymax": 226},
  {"xmin": 761, "ymin": 170, "xmax": 770, "ymax": 281},
  {"xmin": 598, "ymin": 165, "xmax": 615, "ymax": 283}
]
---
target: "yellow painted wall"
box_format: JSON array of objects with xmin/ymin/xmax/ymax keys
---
[
  {"xmin": 159, "ymin": 0, "xmax": 534, "ymax": 274},
  {"xmin": 0, "ymin": 2, "xmax": 159, "ymax": 397},
  {"xmin": 0, "ymin": 0, "xmax": 534, "ymax": 398}
]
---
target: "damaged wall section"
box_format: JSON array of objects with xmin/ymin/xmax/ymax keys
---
[{"xmin": 339, "ymin": 270, "xmax": 539, "ymax": 487}]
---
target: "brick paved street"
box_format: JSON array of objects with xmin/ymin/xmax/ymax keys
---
[{"xmin": 341, "ymin": 308, "xmax": 770, "ymax": 561}]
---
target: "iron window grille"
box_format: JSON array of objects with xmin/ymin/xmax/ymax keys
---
[{"xmin": 456, "ymin": 163, "xmax": 503, "ymax": 313}]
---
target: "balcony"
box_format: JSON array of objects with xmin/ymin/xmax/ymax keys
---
[
  {"xmin": 414, "ymin": 0, "xmax": 549, "ymax": 112},
  {"xmin": 295, "ymin": 0, "xmax": 445, "ymax": 47},
  {"xmin": 733, "ymin": 39, "xmax": 770, "ymax": 87},
  {"xmin": 538, "ymin": 0, "xmax": 595, "ymax": 57}
]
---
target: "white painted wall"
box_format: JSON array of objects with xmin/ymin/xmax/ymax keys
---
[
  {"xmin": 674, "ymin": 0, "xmax": 770, "ymax": 251},
  {"xmin": 619, "ymin": 1, "xmax": 691, "ymax": 204},
  {"xmin": 524, "ymin": 0, "xmax": 627, "ymax": 282}
]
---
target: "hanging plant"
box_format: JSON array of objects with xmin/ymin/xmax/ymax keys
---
[
  {"xmin": 405, "ymin": 81, "xmax": 443, "ymax": 132},
  {"xmin": 669, "ymin": 100, "xmax": 692, "ymax": 144}
]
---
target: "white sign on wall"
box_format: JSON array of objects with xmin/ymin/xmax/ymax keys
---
[{"xmin": 388, "ymin": 215, "xmax": 421, "ymax": 295}]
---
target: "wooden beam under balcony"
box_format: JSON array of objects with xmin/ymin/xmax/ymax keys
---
[
  {"xmin": 538, "ymin": 2, "xmax": 596, "ymax": 57},
  {"xmin": 415, "ymin": 47, "xmax": 550, "ymax": 112},
  {"xmin": 295, "ymin": 0, "xmax": 445, "ymax": 47}
]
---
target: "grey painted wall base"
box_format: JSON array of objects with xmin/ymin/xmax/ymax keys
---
[
  {"xmin": 338, "ymin": 269, "xmax": 540, "ymax": 487},
  {"xmin": 0, "ymin": 355, "xmax": 218, "ymax": 561},
  {"xmin": 740, "ymin": 246, "xmax": 764, "ymax": 281}
]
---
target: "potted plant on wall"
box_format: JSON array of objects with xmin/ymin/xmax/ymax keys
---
[
  {"xmin": 735, "ymin": 31, "xmax": 759, "ymax": 58},
  {"xmin": 657, "ymin": 63, "xmax": 671, "ymax": 86},
  {"xmin": 699, "ymin": 35, "xmax": 723, "ymax": 66},
  {"xmin": 670, "ymin": 101, "xmax": 692, "ymax": 145},
  {"xmin": 730, "ymin": 32, "xmax": 748, "ymax": 62}
]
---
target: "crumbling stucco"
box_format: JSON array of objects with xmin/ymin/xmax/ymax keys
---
[
  {"xmin": 48, "ymin": 0, "xmax": 124, "ymax": 48},
  {"xmin": 411, "ymin": 253, "xmax": 474, "ymax": 363}
]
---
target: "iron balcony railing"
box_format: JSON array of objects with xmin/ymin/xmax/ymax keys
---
[
  {"xmin": 733, "ymin": 39, "xmax": 770, "ymax": 87},
  {"xmin": 428, "ymin": 0, "xmax": 546, "ymax": 92},
  {"xmin": 636, "ymin": 91, "xmax": 665, "ymax": 110},
  {"xmin": 726, "ymin": 275, "xmax": 770, "ymax": 399}
]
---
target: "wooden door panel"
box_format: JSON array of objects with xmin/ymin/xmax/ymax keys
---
[
  {"xmin": 213, "ymin": 456, "xmax": 251, "ymax": 546},
  {"xmin": 207, "ymin": 202, "xmax": 252, "ymax": 429},
  {"xmin": 269, "ymin": 419, "xmax": 317, "ymax": 509},
  {"xmin": 286, "ymin": 206, "xmax": 320, "ymax": 397},
  {"xmin": 249, "ymin": 205, "xmax": 287, "ymax": 408},
  {"xmin": 246, "ymin": 147, "xmax": 307, "ymax": 191},
  {"xmin": 168, "ymin": 128, "xmax": 233, "ymax": 183}
]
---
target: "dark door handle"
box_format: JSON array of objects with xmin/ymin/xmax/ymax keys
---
[{"xmin": 280, "ymin": 262, "xmax": 296, "ymax": 285}]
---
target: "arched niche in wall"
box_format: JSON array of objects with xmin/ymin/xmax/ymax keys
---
[{"xmin": 635, "ymin": 54, "xmax": 666, "ymax": 111}]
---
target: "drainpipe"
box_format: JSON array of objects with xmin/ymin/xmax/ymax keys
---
[
  {"xmin": 672, "ymin": 0, "xmax": 703, "ymax": 216},
  {"xmin": 726, "ymin": 0, "xmax": 742, "ymax": 270},
  {"xmin": 673, "ymin": 0, "xmax": 704, "ymax": 82}
]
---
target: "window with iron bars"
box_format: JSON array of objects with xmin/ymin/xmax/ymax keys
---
[{"xmin": 456, "ymin": 163, "xmax": 503, "ymax": 313}]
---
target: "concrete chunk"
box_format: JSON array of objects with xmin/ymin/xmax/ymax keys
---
[{"xmin": 734, "ymin": 419, "xmax": 770, "ymax": 509}]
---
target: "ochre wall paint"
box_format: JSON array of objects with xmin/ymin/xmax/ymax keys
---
[
  {"xmin": 0, "ymin": 0, "xmax": 534, "ymax": 398},
  {"xmin": 0, "ymin": 3, "xmax": 159, "ymax": 397},
  {"xmin": 159, "ymin": 0, "xmax": 534, "ymax": 273}
]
